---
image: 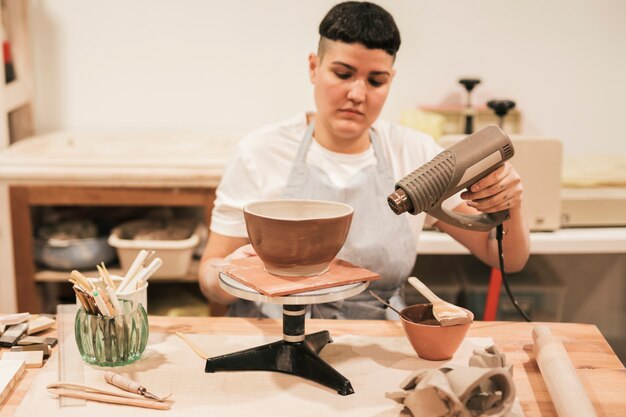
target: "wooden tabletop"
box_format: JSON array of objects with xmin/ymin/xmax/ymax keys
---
[
  {"xmin": 1, "ymin": 317, "xmax": 624, "ymax": 417},
  {"xmin": 0, "ymin": 131, "xmax": 242, "ymax": 187}
]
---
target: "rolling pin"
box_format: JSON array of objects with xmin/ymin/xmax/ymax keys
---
[{"xmin": 532, "ymin": 325, "xmax": 598, "ymax": 417}]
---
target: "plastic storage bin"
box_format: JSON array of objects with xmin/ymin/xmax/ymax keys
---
[
  {"xmin": 34, "ymin": 219, "xmax": 116, "ymax": 270},
  {"xmin": 108, "ymin": 220, "xmax": 200, "ymax": 279},
  {"xmin": 34, "ymin": 236, "xmax": 116, "ymax": 270}
]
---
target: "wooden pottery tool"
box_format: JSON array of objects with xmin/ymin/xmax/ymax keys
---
[
  {"xmin": 369, "ymin": 290, "xmax": 411, "ymax": 321},
  {"xmin": 532, "ymin": 325, "xmax": 598, "ymax": 417},
  {"xmin": 104, "ymin": 371, "xmax": 171, "ymax": 402},
  {"xmin": 46, "ymin": 383, "xmax": 171, "ymax": 410},
  {"xmin": 408, "ymin": 277, "xmax": 472, "ymax": 326}
]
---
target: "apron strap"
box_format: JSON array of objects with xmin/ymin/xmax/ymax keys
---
[{"xmin": 287, "ymin": 119, "xmax": 391, "ymax": 186}]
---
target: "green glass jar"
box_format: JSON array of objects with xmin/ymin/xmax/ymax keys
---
[{"xmin": 74, "ymin": 299, "xmax": 149, "ymax": 366}]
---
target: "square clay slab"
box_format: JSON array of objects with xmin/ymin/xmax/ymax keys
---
[{"xmin": 220, "ymin": 256, "xmax": 380, "ymax": 296}]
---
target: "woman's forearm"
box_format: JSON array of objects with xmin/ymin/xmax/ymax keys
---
[
  {"xmin": 198, "ymin": 257, "xmax": 238, "ymax": 305},
  {"xmin": 493, "ymin": 205, "xmax": 530, "ymax": 272}
]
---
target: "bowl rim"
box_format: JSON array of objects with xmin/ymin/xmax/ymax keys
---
[
  {"xmin": 243, "ymin": 199, "xmax": 354, "ymax": 220},
  {"xmin": 400, "ymin": 303, "xmax": 474, "ymax": 327}
]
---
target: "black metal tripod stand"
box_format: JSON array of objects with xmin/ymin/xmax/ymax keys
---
[{"xmin": 205, "ymin": 305, "xmax": 354, "ymax": 395}]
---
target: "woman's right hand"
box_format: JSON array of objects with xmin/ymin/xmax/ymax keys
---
[
  {"xmin": 222, "ymin": 243, "xmax": 257, "ymax": 263},
  {"xmin": 198, "ymin": 233, "xmax": 251, "ymax": 305}
]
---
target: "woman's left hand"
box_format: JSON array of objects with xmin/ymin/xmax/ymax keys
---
[{"xmin": 460, "ymin": 162, "xmax": 523, "ymax": 213}]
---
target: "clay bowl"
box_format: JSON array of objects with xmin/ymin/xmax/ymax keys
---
[
  {"xmin": 243, "ymin": 199, "xmax": 353, "ymax": 277},
  {"xmin": 400, "ymin": 303, "xmax": 473, "ymax": 361}
]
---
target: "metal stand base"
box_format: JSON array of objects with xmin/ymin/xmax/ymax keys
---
[{"xmin": 204, "ymin": 305, "xmax": 354, "ymax": 395}]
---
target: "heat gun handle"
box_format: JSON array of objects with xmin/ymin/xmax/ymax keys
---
[{"xmin": 428, "ymin": 205, "xmax": 510, "ymax": 232}]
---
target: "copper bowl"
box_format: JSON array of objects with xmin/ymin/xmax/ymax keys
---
[
  {"xmin": 243, "ymin": 199, "xmax": 353, "ymax": 277},
  {"xmin": 400, "ymin": 303, "xmax": 473, "ymax": 361}
]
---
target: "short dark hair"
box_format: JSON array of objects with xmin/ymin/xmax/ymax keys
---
[{"xmin": 318, "ymin": 1, "xmax": 401, "ymax": 57}]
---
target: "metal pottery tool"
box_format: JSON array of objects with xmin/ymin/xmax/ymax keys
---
[
  {"xmin": 104, "ymin": 372, "xmax": 171, "ymax": 402},
  {"xmin": 369, "ymin": 290, "xmax": 411, "ymax": 321},
  {"xmin": 408, "ymin": 277, "xmax": 472, "ymax": 326},
  {"xmin": 387, "ymin": 125, "xmax": 514, "ymax": 231}
]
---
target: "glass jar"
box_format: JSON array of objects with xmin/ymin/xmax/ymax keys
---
[{"xmin": 74, "ymin": 299, "xmax": 149, "ymax": 366}]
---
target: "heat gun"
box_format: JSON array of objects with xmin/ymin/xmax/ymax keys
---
[{"xmin": 387, "ymin": 125, "xmax": 514, "ymax": 231}]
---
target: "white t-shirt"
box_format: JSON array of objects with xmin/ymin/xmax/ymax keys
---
[{"xmin": 211, "ymin": 113, "xmax": 463, "ymax": 248}]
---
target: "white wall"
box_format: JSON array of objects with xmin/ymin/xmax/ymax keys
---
[{"xmin": 29, "ymin": 0, "xmax": 626, "ymax": 156}]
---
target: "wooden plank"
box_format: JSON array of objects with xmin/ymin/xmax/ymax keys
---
[
  {"xmin": 9, "ymin": 186, "xmax": 39, "ymax": 313},
  {"xmin": 24, "ymin": 186, "xmax": 215, "ymax": 206},
  {"xmin": 0, "ymin": 351, "xmax": 42, "ymax": 368},
  {"xmin": 8, "ymin": 104, "xmax": 33, "ymax": 143},
  {"xmin": 0, "ymin": 360, "xmax": 25, "ymax": 405}
]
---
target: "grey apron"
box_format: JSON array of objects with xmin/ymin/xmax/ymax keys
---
[{"xmin": 228, "ymin": 121, "xmax": 417, "ymax": 320}]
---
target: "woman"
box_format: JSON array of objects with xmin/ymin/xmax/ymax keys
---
[{"xmin": 199, "ymin": 1, "xmax": 530, "ymax": 319}]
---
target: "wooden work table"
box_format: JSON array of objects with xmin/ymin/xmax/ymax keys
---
[{"xmin": 1, "ymin": 317, "xmax": 624, "ymax": 417}]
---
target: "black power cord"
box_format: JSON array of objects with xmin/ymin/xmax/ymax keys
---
[{"xmin": 496, "ymin": 224, "xmax": 531, "ymax": 322}]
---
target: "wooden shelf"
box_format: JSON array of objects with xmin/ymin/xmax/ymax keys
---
[
  {"xmin": 34, "ymin": 258, "xmax": 200, "ymax": 283},
  {"xmin": 418, "ymin": 228, "xmax": 626, "ymax": 255},
  {"xmin": 8, "ymin": 181, "xmax": 214, "ymax": 312},
  {"xmin": 420, "ymin": 105, "xmax": 522, "ymax": 135}
]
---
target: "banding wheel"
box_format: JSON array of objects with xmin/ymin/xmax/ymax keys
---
[{"xmin": 204, "ymin": 273, "xmax": 369, "ymax": 395}]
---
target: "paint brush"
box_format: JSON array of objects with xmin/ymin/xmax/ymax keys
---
[{"xmin": 369, "ymin": 290, "xmax": 411, "ymax": 321}]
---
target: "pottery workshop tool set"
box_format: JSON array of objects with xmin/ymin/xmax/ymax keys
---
[
  {"xmin": 205, "ymin": 126, "xmax": 525, "ymax": 402},
  {"xmin": 3, "ymin": 126, "xmax": 603, "ymax": 416}
]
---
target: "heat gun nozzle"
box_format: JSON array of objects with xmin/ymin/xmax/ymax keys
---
[{"xmin": 387, "ymin": 189, "xmax": 413, "ymax": 215}]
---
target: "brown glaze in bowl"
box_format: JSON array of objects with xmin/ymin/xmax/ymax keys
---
[
  {"xmin": 400, "ymin": 303, "xmax": 473, "ymax": 361},
  {"xmin": 243, "ymin": 199, "xmax": 354, "ymax": 277}
]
